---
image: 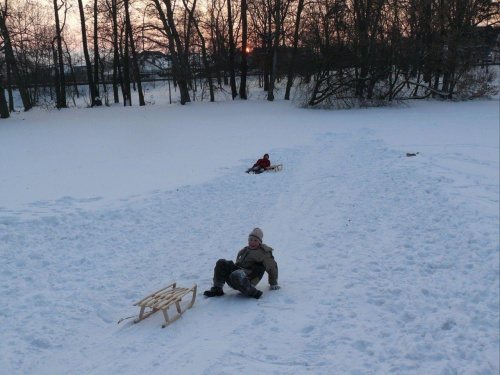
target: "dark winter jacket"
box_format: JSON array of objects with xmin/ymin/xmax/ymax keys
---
[
  {"xmin": 253, "ymin": 158, "xmax": 271, "ymax": 169},
  {"xmin": 235, "ymin": 244, "xmax": 278, "ymax": 286}
]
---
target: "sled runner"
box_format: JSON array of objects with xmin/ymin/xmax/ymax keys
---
[
  {"xmin": 266, "ymin": 164, "xmax": 283, "ymax": 172},
  {"xmin": 134, "ymin": 282, "xmax": 197, "ymax": 328}
]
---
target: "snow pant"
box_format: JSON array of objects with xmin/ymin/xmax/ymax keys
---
[
  {"xmin": 212, "ymin": 259, "xmax": 264, "ymax": 296},
  {"xmin": 247, "ymin": 166, "xmax": 265, "ymax": 174}
]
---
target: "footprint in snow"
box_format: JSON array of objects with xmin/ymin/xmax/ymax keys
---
[
  {"xmin": 301, "ymin": 325, "xmax": 315, "ymax": 337},
  {"xmin": 252, "ymin": 315, "xmax": 266, "ymax": 326}
]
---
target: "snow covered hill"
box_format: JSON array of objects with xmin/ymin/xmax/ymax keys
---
[{"xmin": 0, "ymin": 99, "xmax": 498, "ymax": 375}]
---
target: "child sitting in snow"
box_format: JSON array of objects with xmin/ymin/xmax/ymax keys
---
[
  {"xmin": 203, "ymin": 228, "xmax": 280, "ymax": 299},
  {"xmin": 246, "ymin": 154, "xmax": 271, "ymax": 174}
]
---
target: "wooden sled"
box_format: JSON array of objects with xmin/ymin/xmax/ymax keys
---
[
  {"xmin": 266, "ymin": 164, "xmax": 283, "ymax": 172},
  {"xmin": 134, "ymin": 282, "xmax": 197, "ymax": 328}
]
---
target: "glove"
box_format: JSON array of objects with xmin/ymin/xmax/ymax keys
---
[{"xmin": 270, "ymin": 285, "xmax": 281, "ymax": 290}]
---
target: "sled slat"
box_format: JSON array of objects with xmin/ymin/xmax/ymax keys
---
[{"xmin": 134, "ymin": 283, "xmax": 176, "ymax": 305}]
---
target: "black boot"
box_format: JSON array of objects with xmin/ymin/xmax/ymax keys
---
[
  {"xmin": 249, "ymin": 289, "xmax": 263, "ymax": 299},
  {"xmin": 203, "ymin": 287, "xmax": 224, "ymax": 297}
]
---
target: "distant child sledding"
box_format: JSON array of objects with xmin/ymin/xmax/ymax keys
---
[
  {"xmin": 204, "ymin": 228, "xmax": 280, "ymax": 299},
  {"xmin": 246, "ymin": 154, "xmax": 283, "ymax": 173}
]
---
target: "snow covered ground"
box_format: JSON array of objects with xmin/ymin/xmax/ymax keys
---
[{"xmin": 0, "ymin": 85, "xmax": 499, "ymax": 374}]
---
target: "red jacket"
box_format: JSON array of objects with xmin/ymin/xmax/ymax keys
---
[{"xmin": 253, "ymin": 158, "xmax": 271, "ymax": 169}]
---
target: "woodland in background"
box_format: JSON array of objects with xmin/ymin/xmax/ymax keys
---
[{"xmin": 0, "ymin": 0, "xmax": 499, "ymax": 118}]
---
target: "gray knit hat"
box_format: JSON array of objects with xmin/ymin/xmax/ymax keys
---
[{"xmin": 249, "ymin": 227, "xmax": 263, "ymax": 243}]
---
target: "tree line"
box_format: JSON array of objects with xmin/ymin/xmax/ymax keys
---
[{"xmin": 0, "ymin": 0, "xmax": 498, "ymax": 118}]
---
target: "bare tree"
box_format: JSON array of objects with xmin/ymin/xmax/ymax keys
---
[
  {"xmin": 207, "ymin": 0, "xmax": 229, "ymax": 87},
  {"xmin": 91, "ymin": 0, "xmax": 99, "ymax": 101},
  {"xmin": 152, "ymin": 0, "xmax": 191, "ymax": 104},
  {"xmin": 267, "ymin": 0, "xmax": 281, "ymax": 100},
  {"xmin": 52, "ymin": 0, "xmax": 67, "ymax": 108},
  {"xmin": 104, "ymin": 0, "xmax": 123, "ymax": 104},
  {"xmin": 248, "ymin": 0, "xmax": 272, "ymax": 90},
  {"xmin": 124, "ymin": 0, "xmax": 145, "ymax": 105},
  {"xmin": 227, "ymin": 0, "xmax": 237, "ymax": 98},
  {"xmin": 239, "ymin": 0, "xmax": 248, "ymax": 99},
  {"xmin": 183, "ymin": 0, "xmax": 215, "ymax": 101},
  {"xmin": 0, "ymin": 2, "xmax": 32, "ymax": 111},
  {"xmin": 284, "ymin": 0, "xmax": 304, "ymax": 100},
  {"xmin": 207, "ymin": 0, "xmax": 226, "ymax": 87},
  {"xmin": 78, "ymin": 0, "xmax": 99, "ymax": 106},
  {"xmin": 122, "ymin": 8, "xmax": 132, "ymax": 105}
]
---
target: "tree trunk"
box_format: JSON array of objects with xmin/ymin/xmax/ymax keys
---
[
  {"xmin": 111, "ymin": 0, "xmax": 120, "ymax": 103},
  {"xmin": 64, "ymin": 40, "xmax": 80, "ymax": 100},
  {"xmin": 123, "ymin": 19, "xmax": 132, "ymax": 106},
  {"xmin": 285, "ymin": 0, "xmax": 304, "ymax": 100},
  {"xmin": 183, "ymin": 7, "xmax": 194, "ymax": 93},
  {"xmin": 99, "ymin": 57, "xmax": 109, "ymax": 105},
  {"xmin": 0, "ymin": 80, "xmax": 10, "ymax": 118},
  {"xmin": 166, "ymin": 0, "xmax": 191, "ymax": 104},
  {"xmin": 53, "ymin": 0, "xmax": 67, "ymax": 108},
  {"xmin": 52, "ymin": 44, "xmax": 62, "ymax": 106},
  {"xmin": 227, "ymin": 0, "xmax": 237, "ymax": 99},
  {"xmin": 210, "ymin": 16, "xmax": 222, "ymax": 87},
  {"xmin": 124, "ymin": 0, "xmax": 145, "ymax": 106},
  {"xmin": 239, "ymin": 0, "xmax": 248, "ymax": 99},
  {"xmin": 78, "ymin": 0, "xmax": 98, "ymax": 106},
  {"xmin": 93, "ymin": 0, "xmax": 100, "ymax": 99},
  {"xmin": 268, "ymin": 0, "xmax": 280, "ymax": 101},
  {"xmin": 263, "ymin": 11, "xmax": 272, "ymax": 92},
  {"xmin": 7, "ymin": 64, "xmax": 14, "ymax": 112},
  {"xmin": 0, "ymin": 11, "xmax": 32, "ymax": 111}
]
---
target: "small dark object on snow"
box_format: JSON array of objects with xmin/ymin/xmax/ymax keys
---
[
  {"xmin": 406, "ymin": 152, "xmax": 420, "ymax": 157},
  {"xmin": 250, "ymin": 290, "xmax": 263, "ymax": 299},
  {"xmin": 203, "ymin": 287, "xmax": 224, "ymax": 297}
]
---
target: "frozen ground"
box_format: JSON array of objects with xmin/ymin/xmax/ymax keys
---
[{"xmin": 0, "ymin": 89, "xmax": 499, "ymax": 374}]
